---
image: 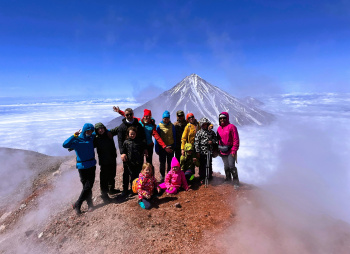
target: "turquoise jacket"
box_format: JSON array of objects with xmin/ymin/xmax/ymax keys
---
[{"xmin": 63, "ymin": 123, "xmax": 96, "ymax": 169}]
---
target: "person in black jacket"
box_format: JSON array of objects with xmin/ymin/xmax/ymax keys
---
[
  {"xmin": 94, "ymin": 123, "xmax": 119, "ymax": 203},
  {"xmin": 121, "ymin": 126, "xmax": 146, "ymax": 197},
  {"xmin": 117, "ymin": 108, "xmax": 147, "ymax": 197}
]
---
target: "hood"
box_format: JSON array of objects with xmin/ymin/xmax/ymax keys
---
[
  {"xmin": 171, "ymin": 157, "xmax": 180, "ymax": 168},
  {"xmin": 79, "ymin": 123, "xmax": 95, "ymax": 138},
  {"xmin": 198, "ymin": 117, "xmax": 211, "ymax": 128},
  {"xmin": 219, "ymin": 112, "xmax": 230, "ymax": 127},
  {"xmin": 94, "ymin": 122, "xmax": 106, "ymax": 130},
  {"xmin": 184, "ymin": 143, "xmax": 194, "ymax": 152},
  {"xmin": 94, "ymin": 122, "xmax": 107, "ymax": 137}
]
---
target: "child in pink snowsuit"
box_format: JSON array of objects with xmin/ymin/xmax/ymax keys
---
[{"xmin": 159, "ymin": 157, "xmax": 189, "ymax": 194}]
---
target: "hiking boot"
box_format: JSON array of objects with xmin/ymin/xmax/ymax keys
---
[
  {"xmin": 108, "ymin": 188, "xmax": 120, "ymax": 195},
  {"xmin": 138, "ymin": 200, "xmax": 146, "ymax": 209},
  {"xmin": 72, "ymin": 203, "xmax": 81, "ymax": 215},
  {"xmin": 120, "ymin": 190, "xmax": 129, "ymax": 198},
  {"xmin": 87, "ymin": 205, "xmax": 95, "ymax": 212},
  {"xmin": 101, "ymin": 194, "xmax": 112, "ymax": 204},
  {"xmin": 233, "ymin": 179, "xmax": 240, "ymax": 190}
]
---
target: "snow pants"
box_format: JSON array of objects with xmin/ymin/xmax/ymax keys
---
[{"xmin": 100, "ymin": 163, "xmax": 116, "ymax": 194}]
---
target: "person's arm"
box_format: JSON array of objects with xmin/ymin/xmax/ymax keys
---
[
  {"xmin": 155, "ymin": 125, "xmax": 161, "ymax": 155},
  {"xmin": 110, "ymin": 126, "xmax": 119, "ymax": 136},
  {"xmin": 181, "ymin": 125, "xmax": 189, "ymax": 152},
  {"xmin": 118, "ymin": 127, "xmax": 125, "ymax": 155},
  {"xmin": 62, "ymin": 130, "xmax": 80, "ymax": 149},
  {"xmin": 231, "ymin": 125, "xmax": 240, "ymax": 155},
  {"xmin": 194, "ymin": 131, "xmax": 201, "ymax": 153},
  {"xmin": 152, "ymin": 127, "xmax": 166, "ymax": 148},
  {"xmin": 113, "ymin": 106, "xmax": 125, "ymax": 117},
  {"xmin": 164, "ymin": 172, "xmax": 172, "ymax": 188},
  {"xmin": 172, "ymin": 124, "xmax": 176, "ymax": 149}
]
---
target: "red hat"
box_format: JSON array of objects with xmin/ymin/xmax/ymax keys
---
[
  {"xmin": 186, "ymin": 113, "xmax": 194, "ymax": 121},
  {"xmin": 143, "ymin": 109, "xmax": 152, "ymax": 117}
]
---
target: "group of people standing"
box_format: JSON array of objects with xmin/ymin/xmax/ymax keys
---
[{"xmin": 63, "ymin": 106, "xmax": 239, "ymax": 214}]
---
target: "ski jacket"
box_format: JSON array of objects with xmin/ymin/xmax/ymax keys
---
[
  {"xmin": 180, "ymin": 143, "xmax": 200, "ymax": 172},
  {"xmin": 194, "ymin": 117, "xmax": 218, "ymax": 155},
  {"xmin": 122, "ymin": 138, "xmax": 146, "ymax": 172},
  {"xmin": 62, "ymin": 123, "xmax": 96, "ymax": 169},
  {"xmin": 93, "ymin": 123, "xmax": 118, "ymax": 165},
  {"xmin": 164, "ymin": 158, "xmax": 189, "ymax": 191},
  {"xmin": 216, "ymin": 112, "xmax": 240, "ymax": 156},
  {"xmin": 117, "ymin": 109, "xmax": 167, "ymax": 149},
  {"xmin": 181, "ymin": 122, "xmax": 199, "ymax": 150},
  {"xmin": 155, "ymin": 121, "xmax": 176, "ymax": 154},
  {"xmin": 174, "ymin": 119, "xmax": 187, "ymax": 150},
  {"xmin": 137, "ymin": 172, "xmax": 159, "ymax": 200},
  {"xmin": 139, "ymin": 118, "xmax": 166, "ymax": 148},
  {"xmin": 118, "ymin": 118, "xmax": 146, "ymax": 155}
]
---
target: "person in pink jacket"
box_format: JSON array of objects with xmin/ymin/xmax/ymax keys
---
[
  {"xmin": 159, "ymin": 157, "xmax": 189, "ymax": 194},
  {"xmin": 216, "ymin": 112, "xmax": 240, "ymax": 188}
]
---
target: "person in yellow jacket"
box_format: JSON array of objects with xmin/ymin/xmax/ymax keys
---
[{"xmin": 181, "ymin": 113, "xmax": 199, "ymax": 156}]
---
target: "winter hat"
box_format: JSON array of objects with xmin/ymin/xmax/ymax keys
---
[
  {"xmin": 171, "ymin": 157, "xmax": 180, "ymax": 168},
  {"xmin": 177, "ymin": 110, "xmax": 184, "ymax": 117},
  {"xmin": 186, "ymin": 113, "xmax": 194, "ymax": 121},
  {"xmin": 162, "ymin": 110, "xmax": 170, "ymax": 118},
  {"xmin": 143, "ymin": 109, "xmax": 152, "ymax": 117},
  {"xmin": 184, "ymin": 143, "xmax": 194, "ymax": 152},
  {"xmin": 199, "ymin": 117, "xmax": 211, "ymax": 127}
]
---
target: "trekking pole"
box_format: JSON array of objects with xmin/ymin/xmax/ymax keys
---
[{"xmin": 205, "ymin": 150, "xmax": 210, "ymax": 188}]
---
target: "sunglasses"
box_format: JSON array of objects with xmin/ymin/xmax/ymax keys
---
[
  {"xmin": 219, "ymin": 117, "xmax": 227, "ymax": 120},
  {"xmin": 125, "ymin": 113, "xmax": 133, "ymax": 117},
  {"xmin": 177, "ymin": 115, "xmax": 184, "ymax": 117},
  {"xmin": 188, "ymin": 116, "xmax": 194, "ymax": 119}
]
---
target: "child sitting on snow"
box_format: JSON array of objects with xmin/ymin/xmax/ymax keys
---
[
  {"xmin": 180, "ymin": 143, "xmax": 200, "ymax": 183},
  {"xmin": 159, "ymin": 157, "xmax": 189, "ymax": 194},
  {"xmin": 136, "ymin": 163, "xmax": 160, "ymax": 209}
]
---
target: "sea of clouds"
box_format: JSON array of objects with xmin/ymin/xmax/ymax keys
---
[{"xmin": 1, "ymin": 93, "xmax": 350, "ymax": 223}]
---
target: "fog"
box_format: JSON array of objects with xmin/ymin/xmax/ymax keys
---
[{"xmin": 211, "ymin": 94, "xmax": 350, "ymax": 253}]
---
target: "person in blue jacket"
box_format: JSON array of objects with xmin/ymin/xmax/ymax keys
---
[{"xmin": 63, "ymin": 123, "xmax": 96, "ymax": 215}]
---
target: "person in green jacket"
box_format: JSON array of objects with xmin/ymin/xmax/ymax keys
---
[
  {"xmin": 180, "ymin": 143, "xmax": 200, "ymax": 183},
  {"xmin": 94, "ymin": 123, "xmax": 119, "ymax": 203}
]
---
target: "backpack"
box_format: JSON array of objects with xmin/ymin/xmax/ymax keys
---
[{"xmin": 132, "ymin": 178, "xmax": 139, "ymax": 193}]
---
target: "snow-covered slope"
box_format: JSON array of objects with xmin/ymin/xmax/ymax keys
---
[{"xmin": 108, "ymin": 74, "xmax": 274, "ymax": 128}]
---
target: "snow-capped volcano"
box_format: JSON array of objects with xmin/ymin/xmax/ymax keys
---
[{"xmin": 108, "ymin": 74, "xmax": 274, "ymax": 128}]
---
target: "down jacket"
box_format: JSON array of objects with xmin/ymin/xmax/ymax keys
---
[{"xmin": 216, "ymin": 112, "xmax": 240, "ymax": 156}]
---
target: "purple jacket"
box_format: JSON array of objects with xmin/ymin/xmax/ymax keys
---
[{"xmin": 216, "ymin": 112, "xmax": 240, "ymax": 156}]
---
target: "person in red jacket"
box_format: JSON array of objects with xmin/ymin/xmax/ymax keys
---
[
  {"xmin": 216, "ymin": 112, "xmax": 240, "ymax": 189},
  {"xmin": 113, "ymin": 106, "xmax": 171, "ymax": 165}
]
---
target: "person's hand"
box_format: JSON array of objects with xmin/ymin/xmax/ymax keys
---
[
  {"xmin": 181, "ymin": 150, "xmax": 185, "ymax": 156},
  {"xmin": 165, "ymin": 147, "xmax": 173, "ymax": 153},
  {"xmin": 168, "ymin": 187, "xmax": 173, "ymax": 191},
  {"xmin": 208, "ymin": 140, "xmax": 212, "ymax": 145},
  {"xmin": 121, "ymin": 154, "xmax": 127, "ymax": 162},
  {"xmin": 74, "ymin": 129, "xmax": 81, "ymax": 137},
  {"xmin": 107, "ymin": 131, "xmax": 113, "ymax": 139},
  {"xmin": 113, "ymin": 106, "xmax": 120, "ymax": 113},
  {"xmin": 231, "ymin": 153, "xmax": 235, "ymax": 158}
]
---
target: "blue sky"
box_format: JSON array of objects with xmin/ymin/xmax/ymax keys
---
[{"xmin": 1, "ymin": 0, "xmax": 350, "ymax": 100}]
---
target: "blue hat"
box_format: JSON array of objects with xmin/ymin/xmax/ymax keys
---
[{"xmin": 162, "ymin": 110, "xmax": 170, "ymax": 118}]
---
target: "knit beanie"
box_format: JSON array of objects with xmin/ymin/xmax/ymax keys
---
[
  {"xmin": 171, "ymin": 157, "xmax": 180, "ymax": 168},
  {"xmin": 162, "ymin": 110, "xmax": 170, "ymax": 118},
  {"xmin": 186, "ymin": 113, "xmax": 194, "ymax": 121},
  {"xmin": 143, "ymin": 109, "xmax": 152, "ymax": 117}
]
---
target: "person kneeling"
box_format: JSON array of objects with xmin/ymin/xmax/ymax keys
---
[
  {"xmin": 159, "ymin": 157, "xmax": 189, "ymax": 194},
  {"xmin": 136, "ymin": 163, "xmax": 160, "ymax": 209}
]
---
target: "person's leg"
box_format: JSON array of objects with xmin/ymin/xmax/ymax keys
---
[
  {"xmin": 209, "ymin": 154, "xmax": 213, "ymax": 179},
  {"xmin": 76, "ymin": 166, "xmax": 96, "ymax": 209},
  {"xmin": 108, "ymin": 163, "xmax": 118, "ymax": 193},
  {"xmin": 159, "ymin": 149, "xmax": 166, "ymax": 180},
  {"xmin": 100, "ymin": 165, "xmax": 109, "ymax": 196},
  {"xmin": 146, "ymin": 145, "xmax": 153, "ymax": 165},
  {"xmin": 175, "ymin": 148, "xmax": 181, "ymax": 164},
  {"xmin": 139, "ymin": 198, "xmax": 152, "ymax": 209},
  {"xmin": 198, "ymin": 153, "xmax": 206, "ymax": 181},
  {"xmin": 159, "ymin": 182, "xmax": 167, "ymax": 189},
  {"xmin": 165, "ymin": 151, "xmax": 173, "ymax": 173},
  {"xmin": 228, "ymin": 155, "xmax": 239, "ymax": 187},
  {"xmin": 122, "ymin": 162, "xmax": 130, "ymax": 194},
  {"xmin": 166, "ymin": 187, "xmax": 178, "ymax": 194},
  {"xmin": 221, "ymin": 155, "xmax": 231, "ymax": 181}
]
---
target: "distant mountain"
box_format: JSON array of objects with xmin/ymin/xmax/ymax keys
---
[{"xmin": 107, "ymin": 74, "xmax": 274, "ymax": 128}]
